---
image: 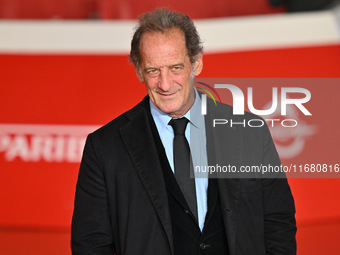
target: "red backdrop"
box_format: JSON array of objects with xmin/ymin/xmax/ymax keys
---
[{"xmin": 0, "ymin": 27, "xmax": 339, "ymax": 255}]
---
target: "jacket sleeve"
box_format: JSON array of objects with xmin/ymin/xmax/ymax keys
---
[
  {"xmin": 261, "ymin": 124, "xmax": 297, "ymax": 255},
  {"xmin": 71, "ymin": 133, "xmax": 115, "ymax": 255}
]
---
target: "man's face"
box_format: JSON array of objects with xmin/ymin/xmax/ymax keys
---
[{"xmin": 137, "ymin": 28, "xmax": 203, "ymax": 118}]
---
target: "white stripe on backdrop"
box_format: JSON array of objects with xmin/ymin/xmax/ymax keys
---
[{"xmin": 0, "ymin": 11, "xmax": 339, "ymax": 54}]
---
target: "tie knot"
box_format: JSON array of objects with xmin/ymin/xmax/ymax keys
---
[{"xmin": 169, "ymin": 117, "xmax": 189, "ymax": 135}]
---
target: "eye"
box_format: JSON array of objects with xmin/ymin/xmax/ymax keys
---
[
  {"xmin": 146, "ymin": 69, "xmax": 160, "ymax": 77},
  {"xmin": 171, "ymin": 66, "xmax": 183, "ymax": 73}
]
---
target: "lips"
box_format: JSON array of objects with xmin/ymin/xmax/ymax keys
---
[{"xmin": 157, "ymin": 91, "xmax": 177, "ymax": 97}]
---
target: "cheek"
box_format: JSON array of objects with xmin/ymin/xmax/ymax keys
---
[
  {"xmin": 144, "ymin": 80, "xmax": 157, "ymax": 91},
  {"xmin": 175, "ymin": 75, "xmax": 190, "ymax": 88},
  {"xmin": 180, "ymin": 76, "xmax": 193, "ymax": 92}
]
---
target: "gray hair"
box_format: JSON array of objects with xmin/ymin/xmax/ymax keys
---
[{"xmin": 129, "ymin": 8, "xmax": 203, "ymax": 70}]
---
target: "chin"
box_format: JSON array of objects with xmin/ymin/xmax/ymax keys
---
[
  {"xmin": 160, "ymin": 107, "xmax": 178, "ymax": 115},
  {"xmin": 155, "ymin": 100, "xmax": 175, "ymax": 110}
]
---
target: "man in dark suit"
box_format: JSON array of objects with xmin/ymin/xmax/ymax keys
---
[{"xmin": 71, "ymin": 8, "xmax": 296, "ymax": 255}]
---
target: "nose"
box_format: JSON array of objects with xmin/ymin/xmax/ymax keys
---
[{"xmin": 158, "ymin": 68, "xmax": 172, "ymax": 92}]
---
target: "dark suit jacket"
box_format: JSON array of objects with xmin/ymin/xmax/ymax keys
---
[{"xmin": 71, "ymin": 95, "xmax": 296, "ymax": 255}]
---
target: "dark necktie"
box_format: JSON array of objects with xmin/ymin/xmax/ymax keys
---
[{"xmin": 169, "ymin": 117, "xmax": 198, "ymax": 221}]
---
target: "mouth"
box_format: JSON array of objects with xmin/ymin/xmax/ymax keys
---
[{"xmin": 157, "ymin": 91, "xmax": 177, "ymax": 98}]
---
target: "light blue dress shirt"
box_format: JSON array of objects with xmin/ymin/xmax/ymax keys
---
[{"xmin": 150, "ymin": 89, "xmax": 209, "ymax": 231}]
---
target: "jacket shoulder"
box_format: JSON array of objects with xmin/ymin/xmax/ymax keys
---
[{"xmin": 206, "ymin": 96, "xmax": 265, "ymax": 122}]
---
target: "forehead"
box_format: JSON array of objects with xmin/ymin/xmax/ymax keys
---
[{"xmin": 139, "ymin": 28, "xmax": 188, "ymax": 66}]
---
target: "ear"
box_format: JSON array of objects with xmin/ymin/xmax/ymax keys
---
[
  {"xmin": 135, "ymin": 66, "xmax": 144, "ymax": 83},
  {"xmin": 193, "ymin": 54, "xmax": 203, "ymax": 76}
]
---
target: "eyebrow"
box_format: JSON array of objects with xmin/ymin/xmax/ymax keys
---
[
  {"xmin": 144, "ymin": 67, "xmax": 159, "ymax": 72},
  {"xmin": 144, "ymin": 63, "xmax": 185, "ymax": 71},
  {"xmin": 169, "ymin": 63, "xmax": 184, "ymax": 68}
]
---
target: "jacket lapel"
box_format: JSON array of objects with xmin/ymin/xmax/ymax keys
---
[
  {"xmin": 204, "ymin": 100, "xmax": 243, "ymax": 255},
  {"xmin": 119, "ymin": 97, "xmax": 174, "ymax": 255},
  {"xmin": 119, "ymin": 95, "xmax": 243, "ymax": 255}
]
